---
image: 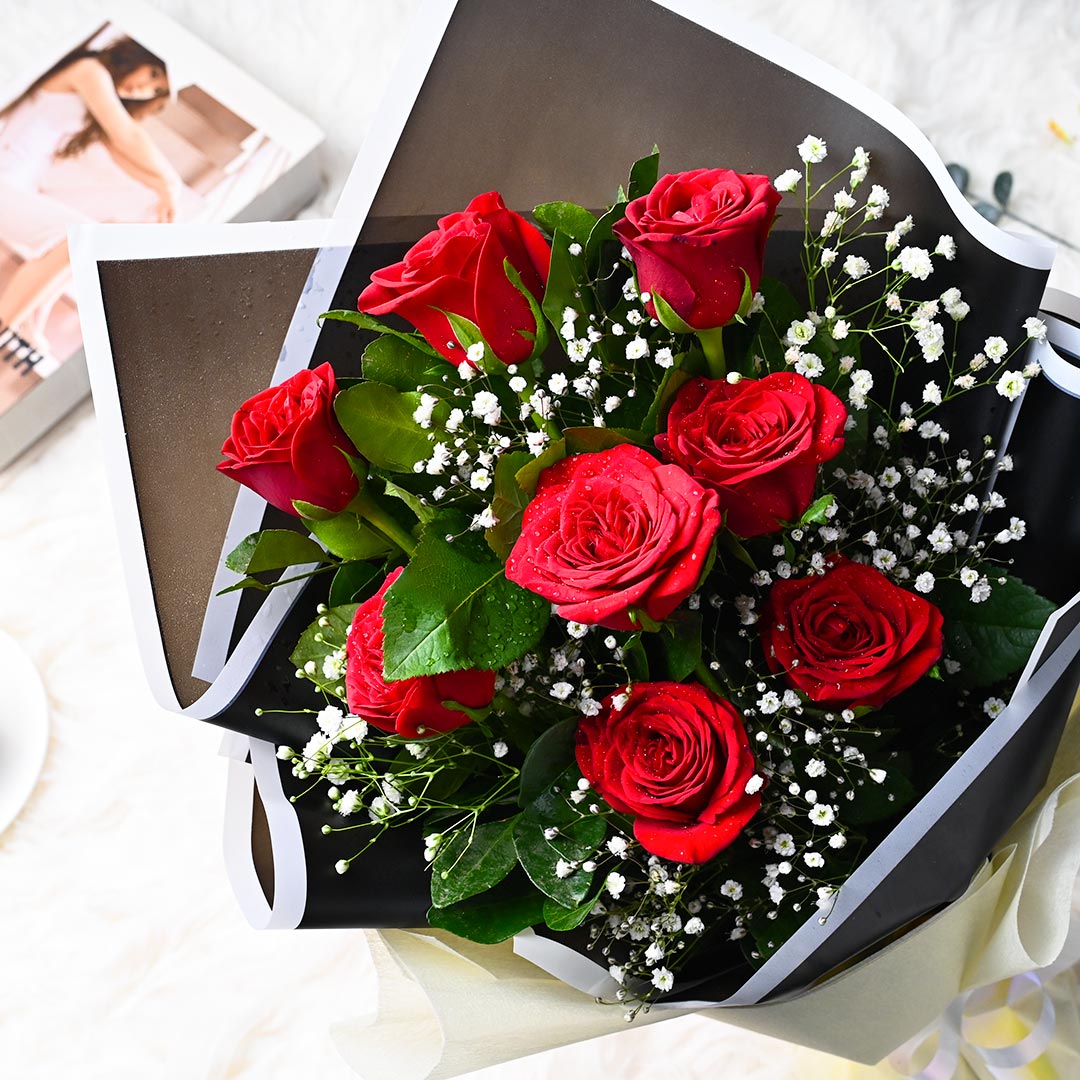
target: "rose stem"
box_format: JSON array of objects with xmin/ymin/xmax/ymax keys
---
[{"xmin": 697, "ymin": 327, "xmax": 727, "ymax": 380}]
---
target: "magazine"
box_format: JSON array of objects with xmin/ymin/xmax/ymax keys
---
[{"xmin": 0, "ymin": 0, "xmax": 322, "ymax": 470}]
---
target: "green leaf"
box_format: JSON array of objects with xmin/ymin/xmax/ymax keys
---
[
  {"xmin": 626, "ymin": 147, "xmax": 660, "ymax": 201},
  {"xmin": 225, "ymin": 529, "xmax": 327, "ymax": 574},
  {"xmin": 504, "ymin": 258, "xmax": 549, "ymax": 361},
  {"xmin": 430, "ymin": 816, "xmax": 521, "ymax": 908},
  {"xmin": 361, "ymin": 334, "xmax": 450, "ymax": 392},
  {"xmin": 562, "ymin": 426, "xmax": 645, "ymax": 455},
  {"xmin": 659, "ymin": 611, "xmax": 703, "ymax": 682},
  {"xmin": 515, "ymin": 439, "xmax": 566, "ymax": 497},
  {"xmin": 734, "ymin": 268, "xmax": 755, "ymax": 321},
  {"xmin": 933, "ymin": 573, "xmax": 1056, "ymax": 686},
  {"xmin": 542, "ymin": 229, "xmax": 588, "ymax": 337},
  {"xmin": 523, "ymin": 764, "xmax": 586, "ymax": 827},
  {"xmin": 334, "ymin": 382, "xmax": 442, "ymax": 473},
  {"xmin": 718, "ymin": 528, "xmax": 757, "ymax": 572},
  {"xmin": 585, "ymin": 201, "xmax": 627, "ymax": 275},
  {"xmin": 382, "ymin": 478, "xmax": 436, "ymax": 524},
  {"xmin": 518, "ymin": 717, "xmax": 578, "ymax": 806},
  {"xmin": 289, "ymin": 602, "xmax": 358, "ymax": 697},
  {"xmin": 306, "ymin": 512, "xmax": 395, "ymax": 561},
  {"xmin": 328, "ymin": 561, "xmax": 381, "ymax": 607},
  {"xmin": 651, "ymin": 290, "xmax": 696, "ymax": 335},
  {"xmin": 543, "ymin": 894, "xmax": 598, "ymax": 932},
  {"xmin": 798, "ymin": 494, "xmax": 836, "ymax": 526},
  {"xmin": 381, "ymin": 511, "xmax": 550, "ymax": 681},
  {"xmin": 843, "ymin": 754, "xmax": 917, "ymax": 826},
  {"xmin": 293, "ymin": 498, "xmax": 340, "ymax": 521},
  {"xmin": 486, "ymin": 450, "xmax": 532, "ymax": 560},
  {"xmin": 642, "ymin": 365, "xmax": 694, "ymax": 437},
  {"xmin": 320, "ymin": 309, "xmax": 442, "ymax": 358},
  {"xmin": 532, "ymin": 201, "xmax": 597, "ymax": 244},
  {"xmin": 514, "ymin": 815, "xmax": 606, "ymax": 906},
  {"xmin": 426, "ymin": 871, "xmax": 545, "ymax": 943}
]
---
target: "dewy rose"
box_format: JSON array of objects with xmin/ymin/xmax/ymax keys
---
[
  {"xmin": 357, "ymin": 191, "xmax": 550, "ymax": 366},
  {"xmin": 346, "ymin": 569, "xmax": 496, "ymax": 738},
  {"xmin": 576, "ymin": 681, "xmax": 761, "ymax": 863},
  {"xmin": 656, "ymin": 372, "xmax": 847, "ymax": 537},
  {"xmin": 504, "ymin": 444, "xmax": 720, "ymax": 631},
  {"xmin": 217, "ymin": 362, "xmax": 359, "ymax": 516},
  {"xmin": 613, "ymin": 169, "xmax": 781, "ymax": 331},
  {"xmin": 760, "ymin": 557, "xmax": 944, "ymax": 708}
]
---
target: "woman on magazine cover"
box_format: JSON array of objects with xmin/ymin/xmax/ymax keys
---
[{"xmin": 0, "ymin": 35, "xmax": 181, "ymax": 392}]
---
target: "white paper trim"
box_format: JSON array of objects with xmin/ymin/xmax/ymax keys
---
[{"xmin": 221, "ymin": 731, "xmax": 307, "ymax": 930}]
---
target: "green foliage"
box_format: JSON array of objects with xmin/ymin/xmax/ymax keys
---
[
  {"xmin": 320, "ymin": 309, "xmax": 442, "ymax": 357},
  {"xmin": 380, "ymin": 511, "xmax": 549, "ymax": 681},
  {"xmin": 934, "ymin": 574, "xmax": 1056, "ymax": 687},
  {"xmin": 225, "ymin": 529, "xmax": 327, "ymax": 574},
  {"xmin": 626, "ymin": 147, "xmax": 660, "ymax": 201},
  {"xmin": 426, "ymin": 871, "xmax": 546, "ymax": 943},
  {"xmin": 335, "ymin": 382, "xmax": 444, "ymax": 474},
  {"xmin": 485, "ymin": 450, "xmax": 532, "ymax": 560},
  {"xmin": 430, "ymin": 816, "xmax": 521, "ymax": 908},
  {"xmin": 658, "ymin": 611, "xmax": 703, "ymax": 682},
  {"xmin": 532, "ymin": 201, "xmax": 597, "ymax": 243},
  {"xmin": 514, "ymin": 815, "xmax": 606, "ymax": 906},
  {"xmin": 518, "ymin": 718, "xmax": 578, "ymax": 806},
  {"xmin": 842, "ymin": 754, "xmax": 917, "ymax": 826},
  {"xmin": 289, "ymin": 602, "xmax": 358, "ymax": 696},
  {"xmin": 561, "ymin": 426, "xmax": 644, "ymax": 455},
  {"xmin": 515, "ymin": 439, "xmax": 567, "ymax": 497},
  {"xmin": 328, "ymin": 561, "xmax": 381, "ymax": 607},
  {"xmin": 304, "ymin": 511, "xmax": 395, "ymax": 561},
  {"xmin": 361, "ymin": 334, "xmax": 450, "ymax": 393},
  {"xmin": 651, "ymin": 290, "xmax": 696, "ymax": 335}
]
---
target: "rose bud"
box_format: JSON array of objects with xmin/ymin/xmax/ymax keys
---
[
  {"xmin": 576, "ymin": 682, "xmax": 761, "ymax": 864},
  {"xmin": 217, "ymin": 363, "xmax": 359, "ymax": 517},
  {"xmin": 760, "ymin": 557, "xmax": 945, "ymax": 709},
  {"xmin": 505, "ymin": 444, "xmax": 720, "ymax": 631},
  {"xmin": 345, "ymin": 569, "xmax": 495, "ymax": 738},
  {"xmin": 656, "ymin": 372, "xmax": 847, "ymax": 538},
  {"xmin": 358, "ymin": 192, "xmax": 551, "ymax": 367},
  {"xmin": 613, "ymin": 169, "xmax": 780, "ymax": 331}
]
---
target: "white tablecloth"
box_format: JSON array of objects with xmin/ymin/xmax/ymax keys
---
[{"xmin": 2, "ymin": 2, "xmax": 1078, "ymax": 1076}]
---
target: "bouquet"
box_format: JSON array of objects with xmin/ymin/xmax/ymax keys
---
[{"xmin": 215, "ymin": 138, "xmax": 1059, "ymax": 1014}]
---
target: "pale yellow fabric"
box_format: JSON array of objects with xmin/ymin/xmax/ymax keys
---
[{"xmin": 331, "ymin": 694, "xmax": 1080, "ymax": 1079}]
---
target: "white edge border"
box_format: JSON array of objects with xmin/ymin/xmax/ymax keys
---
[{"xmin": 221, "ymin": 731, "xmax": 307, "ymax": 929}]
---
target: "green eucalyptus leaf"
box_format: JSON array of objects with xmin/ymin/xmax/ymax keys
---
[
  {"xmin": 380, "ymin": 510, "xmax": 549, "ymax": 681},
  {"xmin": 430, "ymin": 816, "xmax": 521, "ymax": 908},
  {"xmin": 225, "ymin": 529, "xmax": 327, "ymax": 574}
]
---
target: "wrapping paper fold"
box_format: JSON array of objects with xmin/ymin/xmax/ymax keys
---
[{"xmin": 328, "ymin": 690, "xmax": 1080, "ymax": 1078}]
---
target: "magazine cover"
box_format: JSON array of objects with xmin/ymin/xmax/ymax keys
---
[
  {"xmin": 70, "ymin": 0, "xmax": 1080, "ymax": 1074},
  {"xmin": 0, "ymin": 0, "xmax": 322, "ymax": 467}
]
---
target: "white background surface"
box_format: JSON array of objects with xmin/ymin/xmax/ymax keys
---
[{"xmin": 2, "ymin": 2, "xmax": 1079, "ymax": 1077}]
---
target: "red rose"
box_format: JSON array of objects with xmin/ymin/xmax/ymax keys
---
[
  {"xmin": 504, "ymin": 444, "xmax": 720, "ymax": 632},
  {"xmin": 217, "ymin": 363, "xmax": 358, "ymax": 517},
  {"xmin": 357, "ymin": 191, "xmax": 551, "ymax": 367},
  {"xmin": 655, "ymin": 373, "xmax": 847, "ymax": 538},
  {"xmin": 613, "ymin": 169, "xmax": 780, "ymax": 330},
  {"xmin": 576, "ymin": 682, "xmax": 760, "ymax": 863},
  {"xmin": 345, "ymin": 569, "xmax": 496, "ymax": 738},
  {"xmin": 760, "ymin": 558, "xmax": 945, "ymax": 709}
]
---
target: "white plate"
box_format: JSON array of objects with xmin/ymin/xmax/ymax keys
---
[{"xmin": 0, "ymin": 630, "xmax": 49, "ymax": 835}]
